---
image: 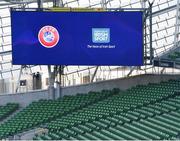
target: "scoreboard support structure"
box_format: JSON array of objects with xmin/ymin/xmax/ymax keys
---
[{"xmin": 47, "ymin": 65, "xmax": 64, "ymax": 99}]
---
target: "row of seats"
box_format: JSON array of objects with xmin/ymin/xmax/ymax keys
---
[
  {"xmin": 0, "ymin": 103, "xmax": 19, "ymax": 121},
  {"xmin": 67, "ymin": 109, "xmax": 180, "ymax": 140},
  {"xmin": 66, "ymin": 95, "xmax": 180, "ymax": 140},
  {"xmin": 0, "ymin": 90, "xmax": 118, "ymax": 139},
  {"xmin": 168, "ymin": 51, "xmax": 180, "ymax": 60},
  {"xmin": 34, "ymin": 79, "xmax": 180, "ymax": 140}
]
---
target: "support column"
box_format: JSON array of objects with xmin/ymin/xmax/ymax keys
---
[
  {"xmin": 15, "ymin": 66, "xmax": 23, "ymax": 93},
  {"xmin": 101, "ymin": 0, "xmax": 107, "ymax": 8},
  {"xmin": 174, "ymin": 0, "xmax": 180, "ymax": 49},
  {"xmin": 37, "ymin": 0, "xmax": 43, "ymax": 9},
  {"xmin": 58, "ymin": 66, "xmax": 64, "ymax": 98},
  {"xmin": 48, "ymin": 65, "xmax": 55, "ymax": 100},
  {"xmin": 91, "ymin": 67, "xmax": 99, "ymax": 83},
  {"xmin": 149, "ymin": 2, "xmax": 153, "ymax": 64},
  {"xmin": 55, "ymin": 0, "xmax": 64, "ymax": 7},
  {"xmin": 52, "ymin": 0, "xmax": 64, "ymax": 99}
]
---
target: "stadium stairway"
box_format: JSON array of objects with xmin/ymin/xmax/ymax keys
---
[
  {"xmin": 33, "ymin": 79, "xmax": 180, "ymax": 140},
  {"xmin": 0, "ymin": 89, "xmax": 119, "ymax": 139},
  {"xmin": 0, "ymin": 103, "xmax": 19, "ymax": 122},
  {"xmin": 0, "ymin": 107, "xmax": 23, "ymax": 124}
]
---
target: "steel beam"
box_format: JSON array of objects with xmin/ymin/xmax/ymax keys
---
[
  {"xmin": 91, "ymin": 67, "xmax": 99, "ymax": 83},
  {"xmin": 15, "ymin": 65, "xmax": 23, "ymax": 93}
]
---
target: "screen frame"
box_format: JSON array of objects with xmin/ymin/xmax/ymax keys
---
[{"xmin": 10, "ymin": 8, "xmax": 148, "ymax": 66}]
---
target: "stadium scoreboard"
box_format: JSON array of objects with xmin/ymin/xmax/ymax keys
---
[{"xmin": 11, "ymin": 10, "xmax": 143, "ymax": 66}]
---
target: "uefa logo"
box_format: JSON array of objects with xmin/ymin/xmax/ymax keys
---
[{"xmin": 38, "ymin": 25, "xmax": 59, "ymax": 48}]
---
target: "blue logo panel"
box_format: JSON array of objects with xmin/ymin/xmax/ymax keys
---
[
  {"xmin": 92, "ymin": 28, "xmax": 110, "ymax": 43},
  {"xmin": 11, "ymin": 11, "xmax": 143, "ymax": 66}
]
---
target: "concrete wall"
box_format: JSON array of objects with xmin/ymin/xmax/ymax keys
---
[
  {"xmin": 61, "ymin": 74, "xmax": 180, "ymax": 96},
  {"xmin": 1, "ymin": 74, "xmax": 180, "ymax": 107},
  {"xmin": 0, "ymin": 90, "xmax": 48, "ymax": 107}
]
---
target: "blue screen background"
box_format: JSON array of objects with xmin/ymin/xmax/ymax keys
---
[{"xmin": 11, "ymin": 11, "xmax": 143, "ymax": 66}]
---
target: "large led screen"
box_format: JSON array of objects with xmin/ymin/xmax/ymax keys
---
[{"xmin": 11, "ymin": 11, "xmax": 143, "ymax": 66}]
